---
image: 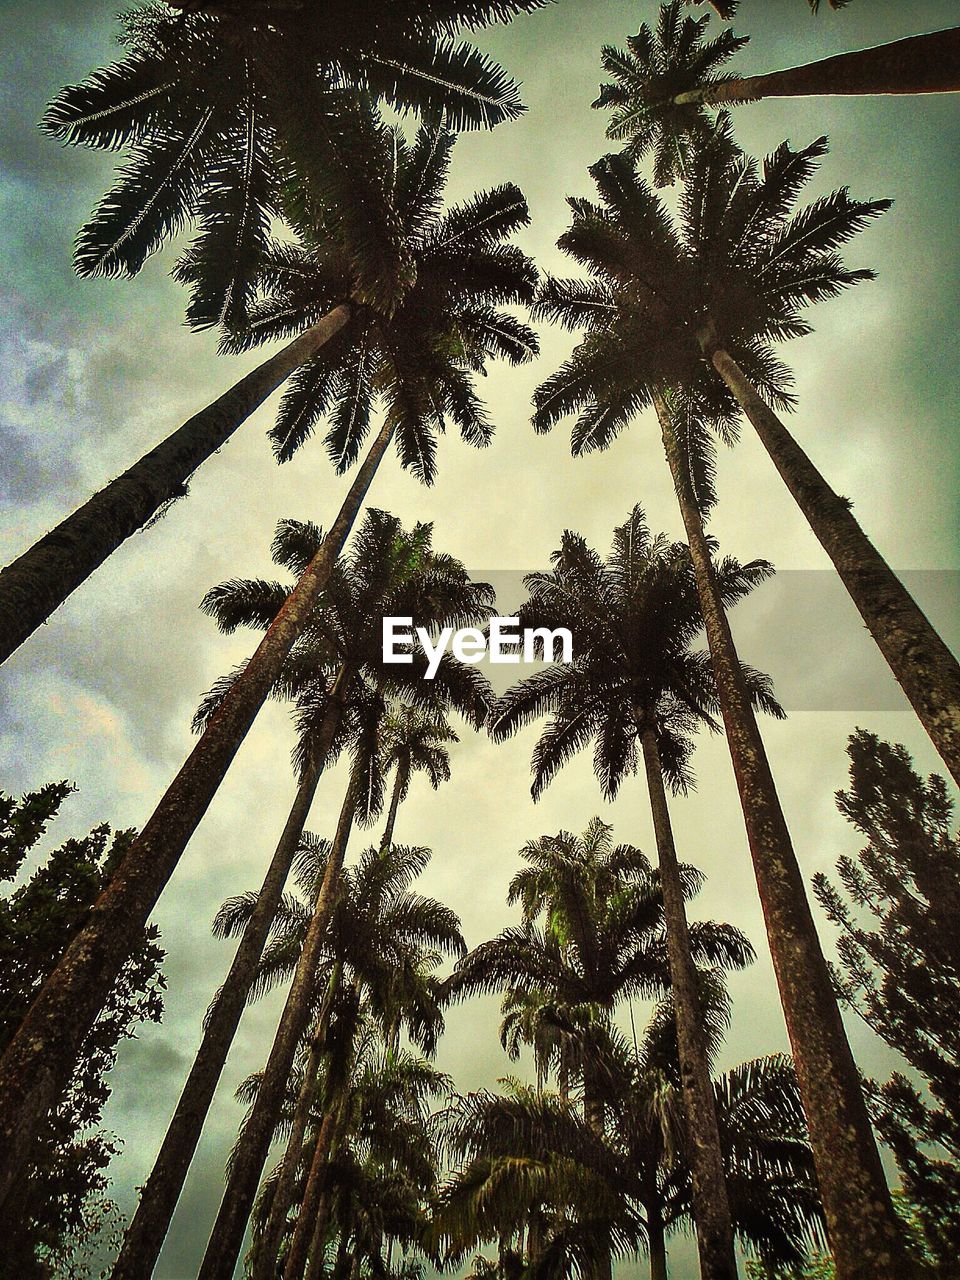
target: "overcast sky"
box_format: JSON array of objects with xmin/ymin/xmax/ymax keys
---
[{"xmin": 1, "ymin": 1, "xmax": 959, "ymax": 1276}]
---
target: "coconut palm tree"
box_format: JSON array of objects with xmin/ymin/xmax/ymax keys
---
[
  {"xmin": 0, "ymin": 0, "xmax": 540, "ymax": 663},
  {"xmin": 449, "ymin": 817, "xmax": 754, "ymax": 1279},
  {"xmin": 0, "ymin": 121, "xmax": 534, "ymax": 1202},
  {"xmin": 595, "ymin": 1, "xmax": 960, "ymax": 184},
  {"xmin": 531, "ymin": 137, "xmax": 938, "ymax": 1277},
  {"xmin": 490, "ymin": 507, "xmax": 783, "ymax": 1279},
  {"xmin": 109, "ymin": 516, "xmax": 486, "ymax": 1279}
]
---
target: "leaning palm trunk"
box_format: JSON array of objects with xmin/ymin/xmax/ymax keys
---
[
  {"xmin": 674, "ymin": 27, "xmax": 960, "ymax": 106},
  {"xmin": 637, "ymin": 721, "xmax": 739, "ymax": 1280},
  {"xmin": 653, "ymin": 389, "xmax": 922, "ymax": 1280},
  {"xmin": 111, "ymin": 674, "xmax": 349, "ymax": 1280},
  {"xmin": 701, "ymin": 335, "xmax": 960, "ymax": 790},
  {"xmin": 252, "ymin": 964, "xmax": 343, "ymax": 1280},
  {"xmin": 197, "ymin": 776, "xmax": 358, "ymax": 1280},
  {"xmin": 0, "ymin": 414, "xmax": 395, "ymax": 1210},
  {"xmin": 284, "ymin": 791, "xmax": 403, "ymax": 1280},
  {"xmin": 0, "ymin": 305, "xmax": 352, "ymax": 667}
]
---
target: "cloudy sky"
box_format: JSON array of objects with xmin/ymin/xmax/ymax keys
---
[{"xmin": 1, "ymin": 0, "xmax": 959, "ymax": 1276}]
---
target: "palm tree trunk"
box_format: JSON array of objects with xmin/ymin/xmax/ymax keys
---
[
  {"xmin": 252, "ymin": 964, "xmax": 343, "ymax": 1280},
  {"xmin": 581, "ymin": 1059, "xmax": 613, "ymax": 1280},
  {"xmin": 112, "ymin": 762, "xmax": 319, "ymax": 1277},
  {"xmin": 197, "ymin": 776, "xmax": 357, "ymax": 1280},
  {"xmin": 112, "ymin": 673, "xmax": 350, "ymax": 1280},
  {"xmin": 702, "ymin": 334, "xmax": 960, "ymax": 789},
  {"xmin": 674, "ymin": 27, "xmax": 960, "ymax": 105},
  {"xmin": 0, "ymin": 414, "xmax": 394, "ymax": 1211},
  {"xmin": 379, "ymin": 764, "xmax": 405, "ymax": 852},
  {"xmin": 284, "ymin": 1093, "xmax": 347, "ymax": 1280},
  {"xmin": 653, "ymin": 389, "xmax": 923, "ymax": 1280},
  {"xmin": 0, "ymin": 305, "xmax": 352, "ymax": 667},
  {"xmin": 646, "ymin": 1195, "xmax": 668, "ymax": 1280},
  {"xmin": 637, "ymin": 722, "xmax": 739, "ymax": 1280}
]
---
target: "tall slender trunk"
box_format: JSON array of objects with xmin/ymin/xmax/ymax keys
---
[
  {"xmin": 251, "ymin": 965, "xmax": 343, "ymax": 1280},
  {"xmin": 379, "ymin": 764, "xmax": 405, "ymax": 853},
  {"xmin": 646, "ymin": 1194, "xmax": 667, "ymax": 1280},
  {"xmin": 112, "ymin": 672, "xmax": 350, "ymax": 1280},
  {"xmin": 674, "ymin": 27, "xmax": 960, "ymax": 106},
  {"xmin": 0, "ymin": 415, "xmax": 394, "ymax": 1212},
  {"xmin": 581, "ymin": 1060, "xmax": 612, "ymax": 1280},
  {"xmin": 286, "ymin": 1089, "xmax": 349, "ymax": 1280},
  {"xmin": 288, "ymin": 783, "xmax": 402, "ymax": 1280},
  {"xmin": 703, "ymin": 336, "xmax": 960, "ymax": 789},
  {"xmin": 0, "ymin": 305, "xmax": 352, "ymax": 667},
  {"xmin": 637, "ymin": 722, "xmax": 739, "ymax": 1280},
  {"xmin": 653, "ymin": 389, "xmax": 923, "ymax": 1280},
  {"xmin": 197, "ymin": 777, "xmax": 358, "ymax": 1280}
]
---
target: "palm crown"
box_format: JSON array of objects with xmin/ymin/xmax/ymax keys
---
[
  {"xmin": 450, "ymin": 818, "xmax": 754, "ymax": 1014},
  {"xmin": 196, "ymin": 509, "xmax": 494, "ymax": 799},
  {"xmin": 490, "ymin": 507, "xmax": 782, "ymax": 800},
  {"xmin": 209, "ymin": 119, "xmax": 539, "ymax": 481},
  {"xmin": 41, "ymin": 1, "xmax": 541, "ymax": 321},
  {"xmin": 533, "ymin": 127, "xmax": 888, "ymax": 459},
  {"xmin": 594, "ymin": 1, "xmax": 748, "ymax": 187}
]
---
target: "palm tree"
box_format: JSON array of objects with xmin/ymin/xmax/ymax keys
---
[
  {"xmin": 531, "ymin": 139, "xmax": 937, "ymax": 1276},
  {"xmin": 0, "ymin": 121, "xmax": 534, "ymax": 1202},
  {"xmin": 434, "ymin": 1005, "xmax": 824, "ymax": 1280},
  {"xmin": 276, "ymin": 841, "xmax": 462, "ymax": 1280},
  {"xmin": 0, "ymin": 0, "xmax": 540, "ymax": 662},
  {"xmin": 195, "ymin": 689, "xmax": 480, "ymax": 1277},
  {"xmin": 219, "ymin": 833, "xmax": 460, "ymax": 1280},
  {"xmin": 109, "ymin": 515, "xmax": 486, "ymax": 1278},
  {"xmin": 490, "ymin": 507, "xmax": 783, "ymax": 1280},
  {"xmin": 248, "ymin": 709, "xmax": 460, "ymax": 1278},
  {"xmin": 449, "ymin": 817, "xmax": 754, "ymax": 1280},
  {"xmin": 595, "ymin": 1, "xmax": 960, "ymax": 184}
]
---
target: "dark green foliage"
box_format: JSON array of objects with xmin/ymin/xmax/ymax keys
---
[
  {"xmin": 532, "ymin": 126, "xmax": 887, "ymax": 466},
  {"xmin": 217, "ymin": 120, "xmax": 538, "ymax": 482},
  {"xmin": 0, "ymin": 785, "xmax": 164, "ymax": 1275},
  {"xmin": 815, "ymin": 731, "xmax": 960, "ymax": 1268},
  {"xmin": 42, "ymin": 1, "xmax": 540, "ymax": 310},
  {"xmin": 489, "ymin": 505, "xmax": 782, "ymax": 798},
  {"xmin": 595, "ymin": 1, "xmax": 749, "ymax": 187},
  {"xmin": 435, "ymin": 821, "xmax": 823, "ymax": 1273}
]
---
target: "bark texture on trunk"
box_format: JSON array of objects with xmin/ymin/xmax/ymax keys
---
[
  {"xmin": 111, "ymin": 677, "xmax": 348, "ymax": 1280},
  {"xmin": 675, "ymin": 27, "xmax": 960, "ymax": 105},
  {"xmin": 252, "ymin": 964, "xmax": 342, "ymax": 1280},
  {"xmin": 707, "ymin": 342, "xmax": 960, "ymax": 789},
  {"xmin": 0, "ymin": 416, "xmax": 394, "ymax": 1212},
  {"xmin": 581, "ymin": 1061, "xmax": 613, "ymax": 1280},
  {"xmin": 0, "ymin": 305, "xmax": 352, "ymax": 667},
  {"xmin": 197, "ymin": 781, "xmax": 357, "ymax": 1280},
  {"xmin": 654, "ymin": 390, "xmax": 924, "ymax": 1280},
  {"xmin": 638, "ymin": 724, "xmax": 739, "ymax": 1280},
  {"xmin": 284, "ymin": 1092, "xmax": 347, "ymax": 1280},
  {"xmin": 646, "ymin": 1196, "xmax": 668, "ymax": 1280}
]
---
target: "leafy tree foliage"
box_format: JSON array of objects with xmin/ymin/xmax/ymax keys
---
[
  {"xmin": 0, "ymin": 784, "xmax": 164, "ymax": 1275},
  {"xmin": 815, "ymin": 731, "xmax": 960, "ymax": 1268}
]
